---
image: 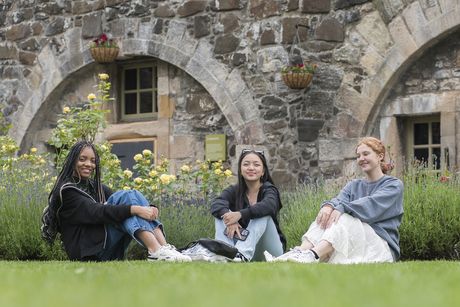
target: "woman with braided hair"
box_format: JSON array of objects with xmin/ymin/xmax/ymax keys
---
[
  {"xmin": 265, "ymin": 137, "xmax": 404, "ymax": 264},
  {"xmin": 43, "ymin": 140, "xmax": 190, "ymax": 262}
]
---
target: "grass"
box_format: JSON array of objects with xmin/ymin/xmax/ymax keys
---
[{"xmin": 0, "ymin": 261, "xmax": 459, "ymax": 307}]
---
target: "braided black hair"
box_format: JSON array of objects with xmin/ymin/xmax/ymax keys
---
[{"xmin": 42, "ymin": 141, "xmax": 104, "ymax": 244}]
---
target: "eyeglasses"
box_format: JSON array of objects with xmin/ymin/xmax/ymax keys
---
[{"xmin": 241, "ymin": 149, "xmax": 265, "ymax": 156}]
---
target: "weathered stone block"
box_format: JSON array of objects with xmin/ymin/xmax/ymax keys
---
[
  {"xmin": 250, "ymin": 0, "xmax": 280, "ymax": 19},
  {"xmin": 177, "ymin": 1, "xmax": 207, "ymax": 17},
  {"xmin": 220, "ymin": 13, "xmax": 239, "ymax": 33},
  {"xmin": 333, "ymin": 0, "xmax": 369, "ymax": 10},
  {"xmin": 211, "ymin": 0, "xmax": 240, "ymax": 11},
  {"xmin": 185, "ymin": 93, "xmax": 216, "ymax": 114},
  {"xmin": 71, "ymin": 1, "xmax": 92, "ymax": 14},
  {"xmin": 154, "ymin": 4, "xmax": 175, "ymax": 17},
  {"xmin": 82, "ymin": 12, "xmax": 103, "ymax": 39},
  {"xmin": 18, "ymin": 51, "xmax": 36, "ymax": 65},
  {"xmin": 263, "ymin": 106, "xmax": 288, "ymax": 120},
  {"xmin": 5, "ymin": 24, "xmax": 31, "ymax": 41},
  {"xmin": 304, "ymin": 41, "xmax": 337, "ymax": 52},
  {"xmin": 45, "ymin": 17, "xmax": 65, "ymax": 36},
  {"xmin": 297, "ymin": 119, "xmax": 324, "ymax": 142},
  {"xmin": 356, "ymin": 11, "xmax": 392, "ymax": 54},
  {"xmin": 373, "ymin": 0, "xmax": 404, "ymax": 24},
  {"xmin": 315, "ymin": 18, "xmax": 344, "ymax": 42},
  {"xmin": 301, "ymin": 0, "xmax": 331, "ymax": 13},
  {"xmin": 214, "ymin": 34, "xmax": 240, "ymax": 54},
  {"xmin": 260, "ymin": 29, "xmax": 275, "ymax": 45},
  {"xmin": 0, "ymin": 44, "xmax": 17, "ymax": 59},
  {"xmin": 281, "ymin": 18, "xmax": 309, "ymax": 44},
  {"xmin": 18, "ymin": 38, "xmax": 39, "ymax": 51},
  {"xmin": 232, "ymin": 52, "xmax": 246, "ymax": 66},
  {"xmin": 287, "ymin": 0, "xmax": 299, "ymax": 11},
  {"xmin": 194, "ymin": 15, "xmax": 210, "ymax": 38}
]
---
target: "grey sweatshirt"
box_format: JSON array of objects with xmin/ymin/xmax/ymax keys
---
[{"xmin": 322, "ymin": 175, "xmax": 404, "ymax": 260}]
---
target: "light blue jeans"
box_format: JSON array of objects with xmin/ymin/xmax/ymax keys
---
[
  {"xmin": 214, "ymin": 216, "xmax": 283, "ymax": 261},
  {"xmin": 97, "ymin": 190, "xmax": 163, "ymax": 261}
]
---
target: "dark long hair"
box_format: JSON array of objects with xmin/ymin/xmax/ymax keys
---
[
  {"xmin": 235, "ymin": 150, "xmax": 274, "ymax": 210},
  {"xmin": 48, "ymin": 141, "xmax": 105, "ymax": 206}
]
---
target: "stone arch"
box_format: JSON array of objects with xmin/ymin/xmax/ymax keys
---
[
  {"xmin": 10, "ymin": 20, "xmax": 264, "ymax": 148},
  {"xmin": 361, "ymin": 3, "xmax": 460, "ymax": 135}
]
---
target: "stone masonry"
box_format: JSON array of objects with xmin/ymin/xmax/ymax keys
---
[{"xmin": 2, "ymin": 0, "xmax": 460, "ymax": 185}]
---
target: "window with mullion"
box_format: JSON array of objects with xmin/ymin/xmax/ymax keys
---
[
  {"xmin": 121, "ymin": 64, "xmax": 157, "ymax": 120},
  {"xmin": 408, "ymin": 116, "xmax": 441, "ymax": 170}
]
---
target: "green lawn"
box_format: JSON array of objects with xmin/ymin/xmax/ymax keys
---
[{"xmin": 0, "ymin": 261, "xmax": 458, "ymax": 307}]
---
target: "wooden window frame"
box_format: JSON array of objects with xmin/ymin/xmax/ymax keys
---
[
  {"xmin": 120, "ymin": 62, "xmax": 158, "ymax": 121},
  {"xmin": 405, "ymin": 115, "xmax": 441, "ymax": 170}
]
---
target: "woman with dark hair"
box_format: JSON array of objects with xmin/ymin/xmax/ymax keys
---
[
  {"xmin": 210, "ymin": 148, "xmax": 286, "ymax": 262},
  {"xmin": 265, "ymin": 137, "xmax": 404, "ymax": 264},
  {"xmin": 42, "ymin": 140, "xmax": 191, "ymax": 262}
]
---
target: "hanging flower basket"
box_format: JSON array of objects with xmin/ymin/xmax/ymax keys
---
[
  {"xmin": 90, "ymin": 47, "xmax": 119, "ymax": 63},
  {"xmin": 89, "ymin": 33, "xmax": 119, "ymax": 63},
  {"xmin": 281, "ymin": 63, "xmax": 317, "ymax": 89}
]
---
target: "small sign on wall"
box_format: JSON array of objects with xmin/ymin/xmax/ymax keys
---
[{"xmin": 205, "ymin": 134, "xmax": 226, "ymax": 161}]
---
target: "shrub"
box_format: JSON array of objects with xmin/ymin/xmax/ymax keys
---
[{"xmin": 0, "ymin": 166, "xmax": 66, "ymax": 260}]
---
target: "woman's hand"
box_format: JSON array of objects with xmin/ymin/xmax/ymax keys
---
[
  {"xmin": 131, "ymin": 206, "xmax": 158, "ymax": 220},
  {"xmin": 316, "ymin": 204, "xmax": 334, "ymax": 229},
  {"xmin": 325, "ymin": 209, "xmax": 342, "ymax": 229},
  {"xmin": 224, "ymin": 223, "xmax": 242, "ymax": 239},
  {"xmin": 222, "ymin": 211, "xmax": 242, "ymax": 226}
]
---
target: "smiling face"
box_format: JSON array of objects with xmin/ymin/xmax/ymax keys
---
[
  {"xmin": 240, "ymin": 153, "xmax": 265, "ymax": 183},
  {"xmin": 74, "ymin": 146, "xmax": 96, "ymax": 180},
  {"xmin": 356, "ymin": 144, "xmax": 384, "ymax": 177}
]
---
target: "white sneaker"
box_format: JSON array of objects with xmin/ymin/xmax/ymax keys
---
[
  {"xmin": 148, "ymin": 244, "xmax": 192, "ymax": 262},
  {"xmin": 181, "ymin": 243, "xmax": 229, "ymax": 262},
  {"xmin": 285, "ymin": 249, "xmax": 318, "ymax": 264},
  {"xmin": 265, "ymin": 247, "xmax": 303, "ymax": 263}
]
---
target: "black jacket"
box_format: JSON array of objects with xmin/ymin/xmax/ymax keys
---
[
  {"xmin": 57, "ymin": 181, "xmax": 132, "ymax": 260},
  {"xmin": 210, "ymin": 182, "xmax": 286, "ymax": 250}
]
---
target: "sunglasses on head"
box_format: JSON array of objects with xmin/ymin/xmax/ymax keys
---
[{"xmin": 241, "ymin": 149, "xmax": 265, "ymax": 156}]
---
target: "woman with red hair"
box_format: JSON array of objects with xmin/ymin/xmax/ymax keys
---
[{"xmin": 265, "ymin": 137, "xmax": 404, "ymax": 264}]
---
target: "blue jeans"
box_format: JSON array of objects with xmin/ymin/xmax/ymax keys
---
[
  {"xmin": 214, "ymin": 216, "xmax": 283, "ymax": 261},
  {"xmin": 97, "ymin": 190, "xmax": 163, "ymax": 261}
]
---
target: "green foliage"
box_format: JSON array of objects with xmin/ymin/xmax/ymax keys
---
[
  {"xmin": 399, "ymin": 163, "xmax": 460, "ymax": 260},
  {"xmin": 47, "ymin": 73, "xmax": 112, "ymax": 170},
  {"xmin": 279, "ymin": 182, "xmax": 338, "ymax": 249},
  {"xmin": 0, "ymin": 167, "xmax": 66, "ymax": 260}
]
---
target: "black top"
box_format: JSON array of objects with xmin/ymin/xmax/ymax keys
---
[
  {"xmin": 210, "ymin": 181, "xmax": 286, "ymax": 250},
  {"xmin": 57, "ymin": 179, "xmax": 132, "ymax": 260}
]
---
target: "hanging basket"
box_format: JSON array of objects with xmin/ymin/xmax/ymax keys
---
[
  {"xmin": 90, "ymin": 47, "xmax": 119, "ymax": 63},
  {"xmin": 281, "ymin": 71, "xmax": 314, "ymax": 89}
]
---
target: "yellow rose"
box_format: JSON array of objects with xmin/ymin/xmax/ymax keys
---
[
  {"xmin": 98, "ymin": 73, "xmax": 109, "ymax": 81},
  {"xmin": 87, "ymin": 93, "xmax": 96, "ymax": 100},
  {"xmin": 133, "ymin": 154, "xmax": 143, "ymax": 162},
  {"xmin": 39, "ymin": 158, "xmax": 46, "ymax": 164},
  {"xmin": 123, "ymin": 170, "xmax": 133, "ymax": 178},
  {"xmin": 30, "ymin": 147, "xmax": 37, "ymax": 153},
  {"xmin": 123, "ymin": 186, "xmax": 131, "ymax": 190},
  {"xmin": 149, "ymin": 170, "xmax": 158, "ymax": 177},
  {"xmin": 142, "ymin": 149, "xmax": 152, "ymax": 156},
  {"xmin": 168, "ymin": 174, "xmax": 176, "ymax": 182},
  {"xmin": 63, "ymin": 106, "xmax": 71, "ymax": 114},
  {"xmin": 180, "ymin": 165, "xmax": 191, "ymax": 173},
  {"xmin": 214, "ymin": 169, "xmax": 222, "ymax": 175},
  {"xmin": 100, "ymin": 144, "xmax": 108, "ymax": 151},
  {"xmin": 134, "ymin": 177, "xmax": 143, "ymax": 184},
  {"xmin": 224, "ymin": 169, "xmax": 232, "ymax": 177},
  {"xmin": 160, "ymin": 174, "xmax": 171, "ymax": 185}
]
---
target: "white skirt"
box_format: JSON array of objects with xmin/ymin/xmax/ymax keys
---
[{"xmin": 302, "ymin": 213, "xmax": 393, "ymax": 264}]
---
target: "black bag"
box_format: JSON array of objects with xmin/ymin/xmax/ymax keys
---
[{"xmin": 180, "ymin": 238, "xmax": 238, "ymax": 259}]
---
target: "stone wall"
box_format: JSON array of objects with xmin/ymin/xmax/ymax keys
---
[{"xmin": 2, "ymin": 0, "xmax": 460, "ymax": 185}]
